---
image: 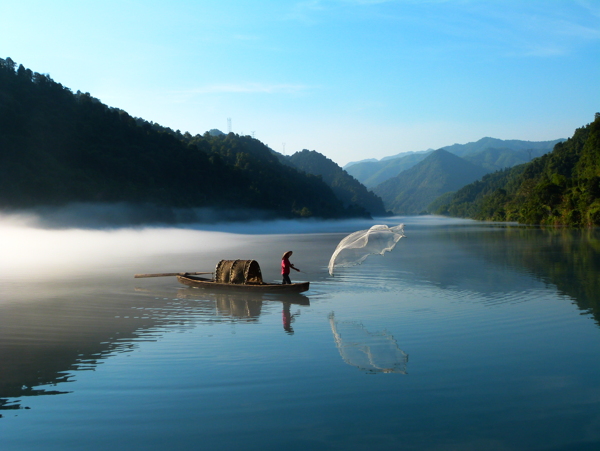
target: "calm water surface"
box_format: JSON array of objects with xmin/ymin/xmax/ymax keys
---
[{"xmin": 1, "ymin": 216, "xmax": 600, "ymax": 451}]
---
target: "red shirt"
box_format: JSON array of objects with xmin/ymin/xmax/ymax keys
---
[{"xmin": 281, "ymin": 257, "xmax": 292, "ymax": 275}]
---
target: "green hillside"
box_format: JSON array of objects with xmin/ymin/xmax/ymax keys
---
[
  {"xmin": 373, "ymin": 149, "xmax": 489, "ymax": 214},
  {"xmin": 436, "ymin": 114, "xmax": 600, "ymax": 227},
  {"xmin": 0, "ymin": 57, "xmax": 359, "ymax": 222},
  {"xmin": 286, "ymin": 149, "xmax": 387, "ymax": 216}
]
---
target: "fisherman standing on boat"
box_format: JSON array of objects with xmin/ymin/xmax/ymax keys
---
[{"xmin": 281, "ymin": 251, "xmax": 300, "ymax": 284}]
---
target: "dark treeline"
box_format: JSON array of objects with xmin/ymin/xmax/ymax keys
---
[
  {"xmin": 0, "ymin": 57, "xmax": 366, "ymax": 222},
  {"xmin": 436, "ymin": 114, "xmax": 600, "ymax": 227}
]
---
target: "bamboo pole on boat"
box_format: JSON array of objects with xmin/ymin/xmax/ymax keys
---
[{"xmin": 134, "ymin": 272, "xmax": 213, "ymax": 278}]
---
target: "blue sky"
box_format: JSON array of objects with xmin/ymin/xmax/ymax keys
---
[{"xmin": 1, "ymin": 0, "xmax": 598, "ymax": 166}]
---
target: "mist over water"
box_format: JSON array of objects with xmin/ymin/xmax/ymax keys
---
[
  {"xmin": 0, "ymin": 209, "xmax": 373, "ymax": 283},
  {"xmin": 0, "ymin": 216, "xmax": 230, "ymax": 282},
  {"xmin": 1, "ymin": 203, "xmax": 285, "ymax": 229}
]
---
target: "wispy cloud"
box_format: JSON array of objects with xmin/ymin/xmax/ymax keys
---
[
  {"xmin": 337, "ymin": 0, "xmax": 396, "ymax": 4},
  {"xmin": 484, "ymin": 4, "xmax": 600, "ymax": 58},
  {"xmin": 550, "ymin": 18, "xmax": 600, "ymax": 41},
  {"xmin": 290, "ymin": 0, "xmax": 600, "ymax": 58},
  {"xmin": 287, "ymin": 1, "xmax": 327, "ymax": 24},
  {"xmin": 178, "ymin": 83, "xmax": 312, "ymax": 95},
  {"xmin": 232, "ymin": 34, "xmax": 262, "ymax": 42},
  {"xmin": 287, "ymin": 0, "xmax": 454, "ymax": 25},
  {"xmin": 517, "ymin": 45, "xmax": 568, "ymax": 58}
]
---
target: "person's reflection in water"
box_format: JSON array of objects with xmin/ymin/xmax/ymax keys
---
[{"xmin": 282, "ymin": 302, "xmax": 300, "ymax": 335}]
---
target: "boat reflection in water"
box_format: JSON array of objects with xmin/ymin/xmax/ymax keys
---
[
  {"xmin": 175, "ymin": 288, "xmax": 309, "ymax": 332},
  {"xmin": 181, "ymin": 288, "xmax": 308, "ymax": 335},
  {"xmin": 329, "ymin": 312, "xmax": 408, "ymax": 374}
]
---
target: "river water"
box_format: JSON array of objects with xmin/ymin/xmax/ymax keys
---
[{"xmin": 1, "ymin": 216, "xmax": 600, "ymax": 451}]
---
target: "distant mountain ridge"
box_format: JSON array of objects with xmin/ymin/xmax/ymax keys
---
[
  {"xmin": 443, "ymin": 137, "xmax": 564, "ymax": 157},
  {"xmin": 346, "ymin": 151, "xmax": 432, "ymax": 189},
  {"xmin": 346, "ymin": 137, "xmax": 564, "ymax": 188},
  {"xmin": 373, "ymin": 149, "xmax": 489, "ymax": 214},
  {"xmin": 344, "ymin": 149, "xmax": 432, "ymax": 168}
]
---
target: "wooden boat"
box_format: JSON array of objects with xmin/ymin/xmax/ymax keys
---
[
  {"xmin": 136, "ymin": 260, "xmax": 309, "ymax": 293},
  {"xmin": 176, "ymin": 274, "xmax": 310, "ymax": 293}
]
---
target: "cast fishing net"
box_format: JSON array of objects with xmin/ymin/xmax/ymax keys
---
[{"xmin": 328, "ymin": 224, "xmax": 405, "ymax": 275}]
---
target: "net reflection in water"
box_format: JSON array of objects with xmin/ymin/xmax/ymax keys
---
[{"xmin": 329, "ymin": 312, "xmax": 408, "ymax": 374}]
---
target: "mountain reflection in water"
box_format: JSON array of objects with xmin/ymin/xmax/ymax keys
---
[
  {"xmin": 0, "ymin": 285, "xmax": 309, "ymax": 411},
  {"xmin": 442, "ymin": 226, "xmax": 600, "ymax": 324}
]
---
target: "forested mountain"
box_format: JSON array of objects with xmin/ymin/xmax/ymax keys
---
[
  {"xmin": 346, "ymin": 138, "xmax": 562, "ymax": 188},
  {"xmin": 435, "ymin": 114, "xmax": 600, "ymax": 227},
  {"xmin": 284, "ymin": 149, "xmax": 388, "ymax": 216},
  {"xmin": 0, "ymin": 57, "xmax": 364, "ymax": 223},
  {"xmin": 373, "ymin": 149, "xmax": 489, "ymax": 214}
]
